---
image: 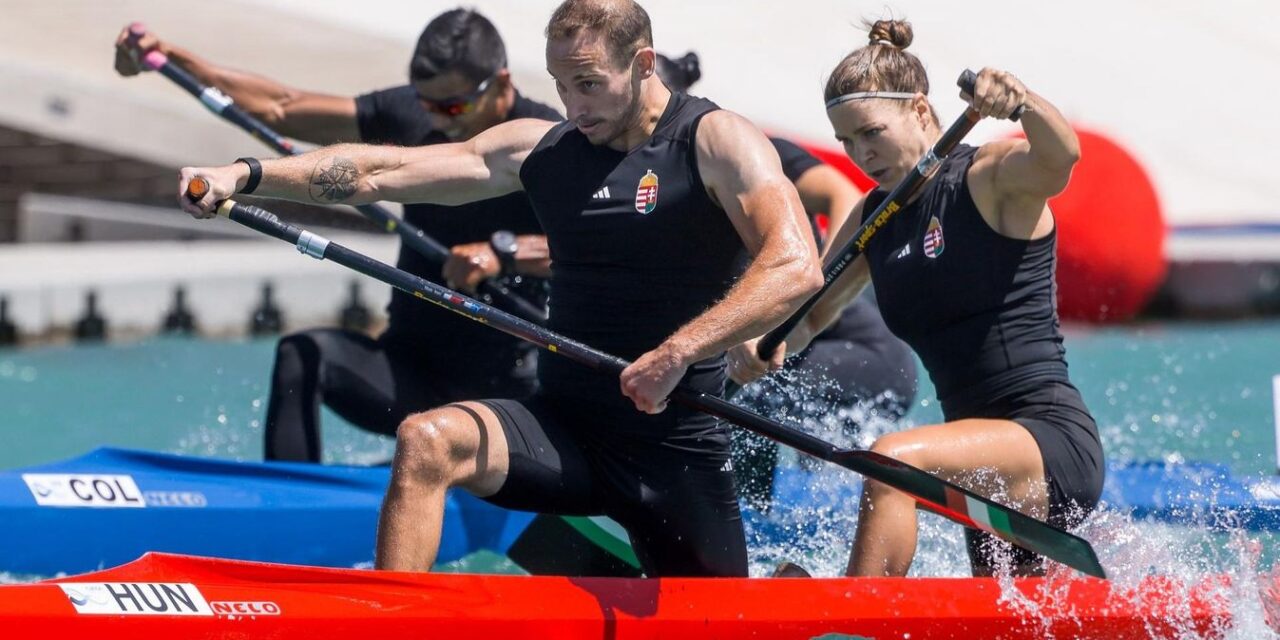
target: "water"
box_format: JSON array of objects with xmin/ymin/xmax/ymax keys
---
[
  {"xmin": 3, "ymin": 323, "xmax": 1280, "ymax": 635},
  {"xmin": 0, "ymin": 338, "xmax": 395, "ymax": 468}
]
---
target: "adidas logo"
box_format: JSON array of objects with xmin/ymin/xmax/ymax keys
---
[
  {"xmin": 896, "ymin": 243, "xmax": 911, "ymax": 259},
  {"xmin": 591, "ymin": 186, "xmax": 611, "ymax": 199}
]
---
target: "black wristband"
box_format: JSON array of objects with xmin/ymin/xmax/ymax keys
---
[{"xmin": 235, "ymin": 157, "xmax": 262, "ymax": 195}]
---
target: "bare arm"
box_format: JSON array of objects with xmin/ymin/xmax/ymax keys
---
[
  {"xmin": 669, "ymin": 111, "xmax": 823, "ymax": 363},
  {"xmin": 790, "ymin": 197, "xmax": 872, "ymax": 352},
  {"xmin": 179, "ymin": 118, "xmax": 554, "ymax": 217},
  {"xmin": 793, "ymin": 163, "xmax": 862, "ymax": 249},
  {"xmin": 116, "ymin": 25, "xmax": 360, "ymax": 144},
  {"xmin": 725, "ymin": 195, "xmax": 872, "ymax": 385},
  {"xmin": 966, "ymin": 70, "xmax": 1080, "ymax": 237},
  {"xmin": 619, "ymin": 111, "xmax": 823, "ymax": 411}
]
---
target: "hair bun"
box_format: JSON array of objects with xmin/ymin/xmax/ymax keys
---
[
  {"xmin": 866, "ymin": 19, "xmax": 913, "ymax": 50},
  {"xmin": 676, "ymin": 52, "xmax": 701, "ymax": 87},
  {"xmin": 656, "ymin": 51, "xmax": 701, "ymax": 92}
]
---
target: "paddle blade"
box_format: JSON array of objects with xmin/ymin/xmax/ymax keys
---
[
  {"xmin": 831, "ymin": 449, "xmax": 1106, "ymax": 579},
  {"xmin": 507, "ymin": 514, "xmax": 642, "ymax": 578}
]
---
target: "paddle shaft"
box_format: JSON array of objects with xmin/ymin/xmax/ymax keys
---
[
  {"xmin": 193, "ymin": 185, "xmax": 1104, "ymax": 578},
  {"xmin": 132, "ymin": 24, "xmax": 546, "ymax": 324},
  {"xmin": 754, "ymin": 69, "xmax": 1021, "ymax": 360}
]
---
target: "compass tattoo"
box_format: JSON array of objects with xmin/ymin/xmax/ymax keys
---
[{"xmin": 309, "ymin": 157, "xmax": 359, "ymax": 202}]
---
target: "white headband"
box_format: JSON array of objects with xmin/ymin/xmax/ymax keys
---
[{"xmin": 824, "ymin": 91, "xmax": 917, "ymax": 109}]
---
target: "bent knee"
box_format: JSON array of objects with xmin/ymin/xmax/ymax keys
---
[
  {"xmin": 868, "ymin": 432, "xmax": 927, "ymax": 469},
  {"xmin": 393, "ymin": 408, "xmax": 478, "ymax": 484},
  {"xmin": 272, "ymin": 332, "xmax": 320, "ymax": 374}
]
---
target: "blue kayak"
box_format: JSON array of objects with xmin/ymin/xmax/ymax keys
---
[
  {"xmin": 0, "ymin": 448, "xmax": 532, "ymax": 576},
  {"xmin": 1101, "ymin": 459, "xmax": 1280, "ymax": 530},
  {"xmin": 5, "ymin": 447, "xmax": 1278, "ymax": 576},
  {"xmin": 758, "ymin": 459, "xmax": 1280, "ymax": 540}
]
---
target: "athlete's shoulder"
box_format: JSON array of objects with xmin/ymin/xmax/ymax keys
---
[
  {"xmin": 509, "ymin": 91, "xmax": 565, "ymax": 123},
  {"xmin": 354, "ymin": 84, "xmax": 436, "ymax": 145},
  {"xmin": 675, "ymin": 92, "xmax": 720, "ymax": 113},
  {"xmin": 960, "ymin": 140, "xmax": 1008, "ymax": 194},
  {"xmin": 972, "ymin": 138, "xmax": 1022, "ymax": 165},
  {"xmin": 524, "ymin": 118, "xmax": 581, "ymax": 153},
  {"xmin": 694, "ymin": 109, "xmax": 773, "ymax": 158},
  {"xmin": 470, "ymin": 118, "xmax": 559, "ymax": 160}
]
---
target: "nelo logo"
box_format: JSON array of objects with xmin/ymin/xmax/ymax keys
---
[{"xmin": 211, "ymin": 601, "xmax": 282, "ymax": 616}]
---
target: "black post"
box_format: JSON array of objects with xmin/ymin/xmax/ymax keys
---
[{"xmin": 0, "ymin": 296, "xmax": 18, "ymax": 346}]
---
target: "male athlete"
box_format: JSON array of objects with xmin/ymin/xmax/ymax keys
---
[{"xmin": 179, "ymin": 0, "xmax": 821, "ymax": 577}]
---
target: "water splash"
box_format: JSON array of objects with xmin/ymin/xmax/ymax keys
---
[{"xmin": 733, "ymin": 359, "xmax": 1280, "ymax": 636}]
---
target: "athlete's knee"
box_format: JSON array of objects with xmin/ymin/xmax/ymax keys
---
[
  {"xmin": 393, "ymin": 408, "xmax": 474, "ymax": 486},
  {"xmin": 868, "ymin": 431, "xmax": 927, "ymax": 469},
  {"xmin": 272, "ymin": 332, "xmax": 321, "ymax": 381},
  {"xmin": 864, "ymin": 431, "xmax": 933, "ymax": 499}
]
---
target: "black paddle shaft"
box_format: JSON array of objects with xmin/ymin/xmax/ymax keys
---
[
  {"xmin": 754, "ymin": 69, "xmax": 1024, "ymax": 360},
  {"xmin": 196, "ymin": 187, "xmax": 1104, "ymax": 579},
  {"xmin": 132, "ymin": 24, "xmax": 546, "ymax": 324}
]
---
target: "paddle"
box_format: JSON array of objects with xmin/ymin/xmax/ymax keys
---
[
  {"xmin": 750, "ymin": 69, "xmax": 1023, "ymax": 363},
  {"xmin": 129, "ymin": 23, "xmax": 546, "ymax": 325},
  {"xmin": 185, "ymin": 178, "xmax": 1106, "ymax": 579}
]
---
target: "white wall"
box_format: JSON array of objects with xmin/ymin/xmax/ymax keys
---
[
  {"xmin": 2, "ymin": 0, "xmax": 1274, "ymax": 225},
  {"xmin": 251, "ymin": 0, "xmax": 1280, "ymax": 225}
]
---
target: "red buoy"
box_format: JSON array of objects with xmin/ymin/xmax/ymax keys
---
[{"xmin": 1042, "ymin": 128, "xmax": 1166, "ymax": 322}]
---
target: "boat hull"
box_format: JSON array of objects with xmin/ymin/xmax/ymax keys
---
[{"xmin": 0, "ymin": 553, "xmax": 1231, "ymax": 639}]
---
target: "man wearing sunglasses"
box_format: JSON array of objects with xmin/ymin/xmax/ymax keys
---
[{"xmin": 116, "ymin": 9, "xmax": 562, "ymax": 463}]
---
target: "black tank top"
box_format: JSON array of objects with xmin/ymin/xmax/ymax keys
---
[
  {"xmin": 861, "ymin": 144, "xmax": 1069, "ymax": 416},
  {"xmin": 520, "ymin": 93, "xmax": 746, "ymax": 405}
]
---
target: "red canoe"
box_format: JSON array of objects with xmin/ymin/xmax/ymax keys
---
[{"xmin": 0, "ymin": 553, "xmax": 1234, "ymax": 639}]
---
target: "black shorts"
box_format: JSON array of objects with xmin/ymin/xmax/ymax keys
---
[
  {"xmin": 475, "ymin": 395, "xmax": 747, "ymax": 578},
  {"xmin": 954, "ymin": 381, "xmax": 1105, "ymax": 573}
]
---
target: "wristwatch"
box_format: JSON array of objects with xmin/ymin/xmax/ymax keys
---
[{"xmin": 489, "ymin": 230, "xmax": 519, "ymax": 277}]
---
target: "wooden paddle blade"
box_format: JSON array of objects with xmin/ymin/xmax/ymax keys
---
[{"xmin": 830, "ymin": 449, "xmax": 1106, "ymax": 579}]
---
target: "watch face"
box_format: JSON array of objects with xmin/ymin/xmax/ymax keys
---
[{"xmin": 491, "ymin": 231, "xmax": 518, "ymax": 254}]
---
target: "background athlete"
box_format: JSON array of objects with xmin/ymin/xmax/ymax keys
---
[{"xmin": 117, "ymin": 9, "xmax": 561, "ymax": 462}]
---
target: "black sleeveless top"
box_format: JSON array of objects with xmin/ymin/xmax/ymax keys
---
[
  {"xmin": 861, "ymin": 144, "xmax": 1069, "ymax": 417},
  {"xmin": 520, "ymin": 93, "xmax": 747, "ymax": 405},
  {"xmin": 354, "ymin": 88, "xmax": 562, "ymax": 362}
]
